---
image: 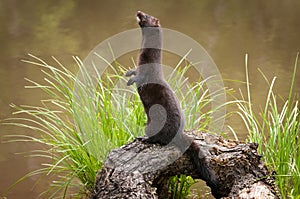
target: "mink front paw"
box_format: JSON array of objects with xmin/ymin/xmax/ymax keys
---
[
  {"xmin": 125, "ymin": 69, "xmax": 137, "ymax": 77},
  {"xmin": 127, "ymin": 77, "xmax": 137, "ymax": 86}
]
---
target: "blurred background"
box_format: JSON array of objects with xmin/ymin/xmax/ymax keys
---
[{"xmin": 0, "ymin": 0, "xmax": 299, "ymax": 198}]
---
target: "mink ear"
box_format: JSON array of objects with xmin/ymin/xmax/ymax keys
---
[{"xmin": 155, "ymin": 19, "xmax": 160, "ymax": 26}]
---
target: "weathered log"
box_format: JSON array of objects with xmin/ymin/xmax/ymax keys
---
[{"xmin": 91, "ymin": 131, "xmax": 280, "ymax": 198}]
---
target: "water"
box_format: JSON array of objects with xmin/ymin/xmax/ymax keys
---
[{"xmin": 0, "ymin": 1, "xmax": 299, "ymax": 198}]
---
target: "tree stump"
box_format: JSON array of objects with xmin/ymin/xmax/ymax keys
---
[{"xmin": 91, "ymin": 131, "xmax": 280, "ymax": 199}]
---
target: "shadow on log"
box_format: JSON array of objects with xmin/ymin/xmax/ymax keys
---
[{"xmin": 91, "ymin": 131, "xmax": 280, "ymax": 199}]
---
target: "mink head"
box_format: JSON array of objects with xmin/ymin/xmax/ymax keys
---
[{"xmin": 136, "ymin": 11, "xmax": 160, "ymax": 28}]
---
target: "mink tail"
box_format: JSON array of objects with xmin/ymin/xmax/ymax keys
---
[{"xmin": 184, "ymin": 137, "xmax": 221, "ymax": 198}]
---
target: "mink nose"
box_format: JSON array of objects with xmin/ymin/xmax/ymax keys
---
[{"xmin": 136, "ymin": 11, "xmax": 145, "ymax": 18}]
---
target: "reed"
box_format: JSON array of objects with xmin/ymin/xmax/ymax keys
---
[
  {"xmin": 4, "ymin": 53, "xmax": 220, "ymax": 198},
  {"xmin": 236, "ymin": 53, "xmax": 300, "ymax": 198},
  {"xmin": 5, "ymin": 52, "xmax": 298, "ymax": 198}
]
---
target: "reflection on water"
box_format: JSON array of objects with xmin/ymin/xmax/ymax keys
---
[{"xmin": 0, "ymin": 0, "xmax": 299, "ymax": 198}]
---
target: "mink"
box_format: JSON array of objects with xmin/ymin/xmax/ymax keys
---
[
  {"xmin": 126, "ymin": 11, "xmax": 219, "ymax": 197},
  {"xmin": 126, "ymin": 11, "xmax": 183, "ymax": 145}
]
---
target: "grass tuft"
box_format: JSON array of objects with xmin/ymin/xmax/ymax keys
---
[
  {"xmin": 6, "ymin": 51, "xmax": 298, "ymax": 198},
  {"xmin": 3, "ymin": 53, "xmax": 222, "ymax": 198},
  {"xmin": 236, "ymin": 53, "xmax": 300, "ymax": 198}
]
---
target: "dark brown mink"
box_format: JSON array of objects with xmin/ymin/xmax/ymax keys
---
[
  {"xmin": 126, "ymin": 11, "xmax": 183, "ymax": 145},
  {"xmin": 126, "ymin": 11, "xmax": 220, "ymax": 197}
]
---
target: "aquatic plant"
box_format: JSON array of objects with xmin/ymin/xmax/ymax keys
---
[
  {"xmin": 3, "ymin": 53, "xmax": 219, "ymax": 198},
  {"xmin": 5, "ymin": 52, "xmax": 298, "ymax": 198},
  {"xmin": 236, "ymin": 53, "xmax": 300, "ymax": 198}
]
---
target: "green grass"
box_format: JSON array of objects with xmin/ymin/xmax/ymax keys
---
[
  {"xmin": 236, "ymin": 53, "xmax": 300, "ymax": 198},
  {"xmin": 4, "ymin": 52, "xmax": 299, "ymax": 198},
  {"xmin": 168, "ymin": 175, "xmax": 195, "ymax": 199},
  {"xmin": 3, "ymin": 54, "xmax": 143, "ymax": 198},
  {"xmin": 3, "ymin": 53, "xmax": 221, "ymax": 198}
]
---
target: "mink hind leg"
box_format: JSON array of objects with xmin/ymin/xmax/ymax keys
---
[
  {"xmin": 145, "ymin": 127, "xmax": 172, "ymax": 145},
  {"xmin": 144, "ymin": 103, "xmax": 171, "ymax": 145}
]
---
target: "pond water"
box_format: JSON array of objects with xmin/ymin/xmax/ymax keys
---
[{"xmin": 0, "ymin": 0, "xmax": 299, "ymax": 198}]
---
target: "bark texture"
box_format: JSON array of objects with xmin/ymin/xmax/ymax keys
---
[{"xmin": 91, "ymin": 131, "xmax": 280, "ymax": 199}]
